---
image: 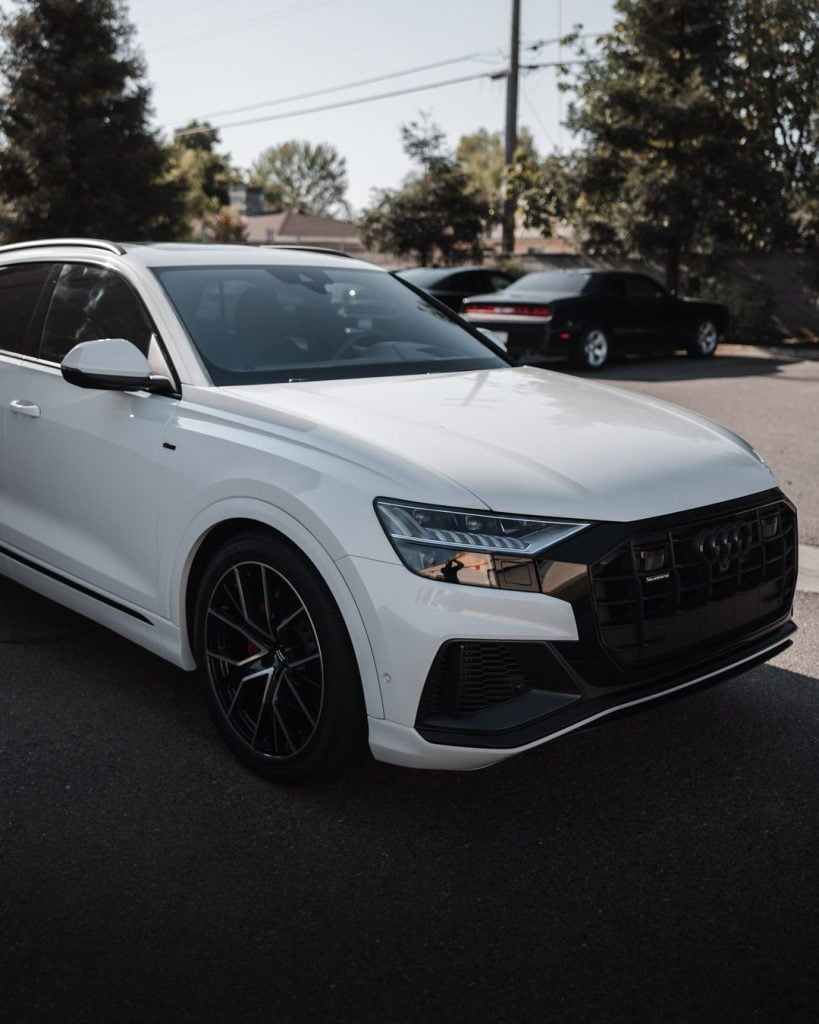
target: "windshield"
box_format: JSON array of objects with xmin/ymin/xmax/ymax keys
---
[
  {"xmin": 153, "ymin": 264, "xmax": 506, "ymax": 385},
  {"xmin": 505, "ymin": 272, "xmax": 594, "ymax": 298}
]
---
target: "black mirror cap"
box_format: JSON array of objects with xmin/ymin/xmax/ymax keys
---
[
  {"xmin": 61, "ymin": 365, "xmax": 175, "ymax": 394},
  {"xmin": 61, "ymin": 363, "xmax": 152, "ymax": 390}
]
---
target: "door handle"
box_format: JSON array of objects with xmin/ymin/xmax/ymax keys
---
[{"xmin": 9, "ymin": 399, "xmax": 41, "ymax": 418}]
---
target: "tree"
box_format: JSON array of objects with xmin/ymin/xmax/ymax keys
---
[
  {"xmin": 561, "ymin": 0, "xmax": 783, "ymax": 289},
  {"xmin": 205, "ymin": 208, "xmax": 248, "ymax": 243},
  {"xmin": 170, "ymin": 121, "xmax": 237, "ymax": 220},
  {"xmin": 248, "ymin": 140, "xmax": 349, "ymax": 216},
  {"xmin": 169, "ymin": 121, "xmax": 241, "ymax": 238},
  {"xmin": 726, "ymin": 0, "xmax": 819, "ymax": 247},
  {"xmin": 400, "ymin": 114, "xmax": 446, "ymax": 169},
  {"xmin": 456, "ymin": 127, "xmax": 538, "ymax": 223},
  {"xmin": 506, "ymin": 151, "xmax": 572, "ymax": 237},
  {"xmin": 0, "ymin": 0, "xmax": 186, "ymax": 241},
  {"xmin": 359, "ymin": 119, "xmax": 488, "ymax": 265}
]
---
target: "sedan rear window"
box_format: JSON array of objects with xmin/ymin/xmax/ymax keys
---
[
  {"xmin": 505, "ymin": 272, "xmax": 594, "ymax": 298},
  {"xmin": 153, "ymin": 265, "xmax": 506, "ymax": 385}
]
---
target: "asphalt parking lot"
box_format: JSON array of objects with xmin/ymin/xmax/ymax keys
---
[{"xmin": 2, "ymin": 345, "xmax": 817, "ymax": 1023}]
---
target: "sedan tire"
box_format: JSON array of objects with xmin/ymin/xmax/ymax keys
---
[
  {"xmin": 688, "ymin": 319, "xmax": 720, "ymax": 359},
  {"xmin": 193, "ymin": 530, "xmax": 366, "ymax": 783},
  {"xmin": 572, "ymin": 324, "xmax": 611, "ymax": 371}
]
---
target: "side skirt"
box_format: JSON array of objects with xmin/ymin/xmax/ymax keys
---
[{"xmin": 0, "ymin": 544, "xmax": 193, "ymax": 670}]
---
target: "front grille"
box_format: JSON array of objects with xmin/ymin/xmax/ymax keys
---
[{"xmin": 589, "ymin": 498, "xmax": 796, "ymax": 673}]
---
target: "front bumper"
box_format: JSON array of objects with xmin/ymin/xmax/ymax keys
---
[
  {"xmin": 366, "ymin": 622, "xmax": 794, "ymax": 769},
  {"xmin": 339, "ymin": 488, "xmax": 797, "ymax": 770}
]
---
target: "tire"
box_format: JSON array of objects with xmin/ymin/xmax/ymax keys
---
[
  {"xmin": 687, "ymin": 319, "xmax": 719, "ymax": 358},
  {"xmin": 192, "ymin": 530, "xmax": 366, "ymax": 783},
  {"xmin": 572, "ymin": 324, "xmax": 610, "ymax": 371}
]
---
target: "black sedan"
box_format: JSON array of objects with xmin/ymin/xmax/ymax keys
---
[
  {"xmin": 462, "ymin": 269, "xmax": 729, "ymax": 370},
  {"xmin": 396, "ymin": 266, "xmax": 516, "ymax": 313}
]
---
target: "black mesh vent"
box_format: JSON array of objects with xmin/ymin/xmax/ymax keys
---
[
  {"xmin": 589, "ymin": 498, "xmax": 796, "ymax": 673},
  {"xmin": 423, "ymin": 642, "xmax": 532, "ymax": 715}
]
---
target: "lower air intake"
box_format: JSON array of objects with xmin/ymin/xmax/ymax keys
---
[{"xmin": 422, "ymin": 642, "xmax": 531, "ymax": 715}]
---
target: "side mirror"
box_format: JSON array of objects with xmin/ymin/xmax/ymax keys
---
[{"xmin": 61, "ymin": 338, "xmax": 173, "ymax": 394}]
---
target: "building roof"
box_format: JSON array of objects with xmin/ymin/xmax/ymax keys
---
[{"xmin": 243, "ymin": 208, "xmax": 361, "ymax": 247}]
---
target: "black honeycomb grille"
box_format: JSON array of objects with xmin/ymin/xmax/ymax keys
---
[
  {"xmin": 589, "ymin": 499, "xmax": 797, "ymax": 673},
  {"xmin": 423, "ymin": 642, "xmax": 531, "ymax": 715}
]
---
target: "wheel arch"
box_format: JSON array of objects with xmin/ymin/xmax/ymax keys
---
[{"xmin": 171, "ymin": 499, "xmax": 385, "ymax": 719}]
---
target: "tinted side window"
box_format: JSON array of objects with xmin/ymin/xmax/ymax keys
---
[
  {"xmin": 625, "ymin": 276, "xmax": 665, "ymax": 300},
  {"xmin": 489, "ymin": 272, "xmax": 513, "ymax": 291},
  {"xmin": 0, "ymin": 263, "xmax": 54, "ymax": 356},
  {"xmin": 39, "ymin": 263, "xmax": 153, "ymax": 363},
  {"xmin": 441, "ymin": 272, "xmax": 483, "ymax": 293},
  {"xmin": 607, "ymin": 277, "xmax": 627, "ymax": 298}
]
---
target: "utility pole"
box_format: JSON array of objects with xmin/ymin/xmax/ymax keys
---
[{"xmin": 502, "ymin": 0, "xmax": 521, "ymax": 256}]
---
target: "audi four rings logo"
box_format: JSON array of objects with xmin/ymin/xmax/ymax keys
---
[{"xmin": 697, "ymin": 521, "xmax": 754, "ymax": 564}]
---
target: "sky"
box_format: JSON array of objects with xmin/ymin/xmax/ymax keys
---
[{"xmin": 31, "ymin": 0, "xmax": 618, "ymax": 212}]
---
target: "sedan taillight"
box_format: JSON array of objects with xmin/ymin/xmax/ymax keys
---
[{"xmin": 463, "ymin": 302, "xmax": 552, "ymax": 319}]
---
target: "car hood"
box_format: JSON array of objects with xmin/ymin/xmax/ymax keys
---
[{"xmin": 216, "ymin": 366, "xmax": 775, "ymax": 522}]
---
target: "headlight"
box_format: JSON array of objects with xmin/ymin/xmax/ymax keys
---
[{"xmin": 374, "ymin": 499, "xmax": 589, "ymax": 593}]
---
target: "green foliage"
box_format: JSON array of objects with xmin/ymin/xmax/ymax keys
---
[
  {"xmin": 401, "ymin": 114, "xmax": 447, "ymax": 169},
  {"xmin": 507, "ymin": 151, "xmax": 571, "ymax": 236},
  {"xmin": 0, "ymin": 0, "xmax": 187, "ymax": 241},
  {"xmin": 170, "ymin": 121, "xmax": 238, "ymax": 228},
  {"xmin": 359, "ymin": 119, "xmax": 488, "ymax": 266},
  {"xmin": 248, "ymin": 140, "xmax": 348, "ymax": 216},
  {"xmin": 727, "ymin": 0, "xmax": 819, "ymax": 246},
  {"xmin": 456, "ymin": 127, "xmax": 537, "ymax": 223},
  {"xmin": 204, "ymin": 208, "xmax": 248, "ymax": 244},
  {"xmin": 563, "ymin": 0, "xmax": 763, "ymax": 289},
  {"xmin": 556, "ymin": 0, "xmax": 819, "ymax": 287},
  {"xmin": 690, "ymin": 271, "xmax": 778, "ymax": 342}
]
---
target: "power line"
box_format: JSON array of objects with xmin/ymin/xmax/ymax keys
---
[
  {"xmin": 169, "ymin": 36, "xmax": 596, "ymax": 131},
  {"xmin": 172, "ymin": 71, "xmax": 498, "ymax": 138},
  {"xmin": 170, "ymin": 60, "xmax": 593, "ymax": 140},
  {"xmin": 521, "ymin": 86, "xmax": 558, "ymax": 150},
  {"xmin": 170, "ymin": 50, "xmax": 505, "ymax": 128},
  {"xmin": 154, "ymin": 0, "xmax": 340, "ymax": 52}
]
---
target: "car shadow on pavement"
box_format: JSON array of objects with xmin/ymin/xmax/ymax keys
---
[
  {"xmin": 538, "ymin": 350, "xmax": 801, "ymax": 383},
  {"xmin": 312, "ymin": 661, "xmax": 819, "ymax": 820}
]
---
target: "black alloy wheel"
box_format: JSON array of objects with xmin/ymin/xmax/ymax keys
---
[{"xmin": 193, "ymin": 531, "xmax": 366, "ymax": 782}]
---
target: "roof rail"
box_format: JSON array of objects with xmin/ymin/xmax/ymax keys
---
[
  {"xmin": 265, "ymin": 244, "xmax": 354, "ymax": 259},
  {"xmin": 0, "ymin": 237, "xmax": 126, "ymax": 256}
]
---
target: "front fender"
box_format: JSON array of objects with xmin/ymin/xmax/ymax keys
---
[{"xmin": 166, "ymin": 496, "xmax": 385, "ymax": 719}]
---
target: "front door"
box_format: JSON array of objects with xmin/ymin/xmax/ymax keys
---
[
  {"xmin": 622, "ymin": 275, "xmax": 682, "ymax": 350},
  {"xmin": 4, "ymin": 262, "xmax": 177, "ymax": 613},
  {"xmin": 0, "ymin": 261, "xmax": 56, "ymax": 557}
]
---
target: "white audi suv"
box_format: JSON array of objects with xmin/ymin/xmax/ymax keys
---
[{"xmin": 0, "ymin": 239, "xmax": 798, "ymax": 780}]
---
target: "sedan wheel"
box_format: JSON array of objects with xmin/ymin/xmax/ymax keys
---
[
  {"xmin": 688, "ymin": 320, "xmax": 719, "ymax": 358},
  {"xmin": 193, "ymin": 531, "xmax": 365, "ymax": 782},
  {"xmin": 573, "ymin": 325, "xmax": 610, "ymax": 371}
]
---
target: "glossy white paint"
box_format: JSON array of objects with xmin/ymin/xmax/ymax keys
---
[
  {"xmin": 5, "ymin": 360, "xmax": 175, "ymax": 608},
  {"xmin": 218, "ymin": 368, "xmax": 774, "ymax": 523},
  {"xmin": 61, "ymin": 337, "xmax": 152, "ymax": 379},
  {"xmin": 336, "ymin": 555, "xmax": 579, "ymax": 728},
  {"xmin": 0, "ymin": 241, "xmax": 783, "ymax": 770}
]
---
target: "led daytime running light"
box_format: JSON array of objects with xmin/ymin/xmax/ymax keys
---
[{"xmin": 376, "ymin": 500, "xmax": 589, "ymax": 559}]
